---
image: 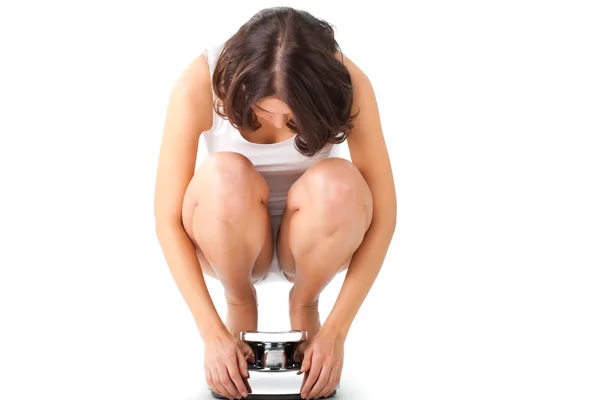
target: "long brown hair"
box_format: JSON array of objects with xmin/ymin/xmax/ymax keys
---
[{"xmin": 212, "ymin": 7, "xmax": 358, "ymax": 157}]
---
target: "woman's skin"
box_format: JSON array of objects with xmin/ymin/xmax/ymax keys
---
[{"xmin": 154, "ymin": 52, "xmax": 396, "ymax": 400}]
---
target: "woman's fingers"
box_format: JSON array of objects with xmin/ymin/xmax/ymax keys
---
[
  {"xmin": 240, "ymin": 341, "xmax": 256, "ymax": 364},
  {"xmin": 293, "ymin": 340, "xmax": 307, "ymax": 363},
  {"xmin": 300, "ymin": 357, "xmax": 322, "ymax": 399},
  {"xmin": 243, "ymin": 376, "xmax": 252, "ymax": 395},
  {"xmin": 332, "ymin": 364, "xmax": 342, "ymax": 396},
  {"xmin": 236, "ymin": 347, "xmax": 250, "ymax": 379},
  {"xmin": 301, "ymin": 370, "xmax": 309, "ymax": 390},
  {"xmin": 206, "ymin": 369, "xmax": 217, "ymax": 395},
  {"xmin": 217, "ymin": 365, "xmax": 240, "ymax": 399},
  {"xmin": 306, "ymin": 362, "xmax": 332, "ymax": 399},
  {"xmin": 239, "ymin": 349, "xmax": 253, "ymax": 395},
  {"xmin": 317, "ymin": 363, "xmax": 341, "ymax": 399},
  {"xmin": 227, "ymin": 353, "xmax": 249, "ymax": 398},
  {"xmin": 236, "ymin": 347, "xmax": 253, "ymax": 395},
  {"xmin": 211, "ymin": 368, "xmax": 231, "ymax": 399},
  {"xmin": 298, "ymin": 346, "xmax": 313, "ymax": 375},
  {"xmin": 208, "ymin": 368, "xmax": 229, "ymax": 399}
]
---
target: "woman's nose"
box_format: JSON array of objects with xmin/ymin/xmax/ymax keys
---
[{"xmin": 272, "ymin": 115, "xmax": 287, "ymax": 128}]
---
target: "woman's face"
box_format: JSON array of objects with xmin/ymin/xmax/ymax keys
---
[{"xmin": 252, "ymin": 97, "xmax": 293, "ymax": 129}]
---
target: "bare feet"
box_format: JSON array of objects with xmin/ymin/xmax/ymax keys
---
[
  {"xmin": 289, "ymin": 288, "xmax": 321, "ymax": 340},
  {"xmin": 225, "ymin": 286, "xmax": 258, "ymax": 339}
]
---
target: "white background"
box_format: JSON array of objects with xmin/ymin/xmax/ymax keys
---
[{"xmin": 1, "ymin": 0, "xmax": 599, "ymax": 399}]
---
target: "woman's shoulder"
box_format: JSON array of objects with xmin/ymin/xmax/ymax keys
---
[
  {"xmin": 166, "ymin": 51, "xmax": 215, "ymax": 134},
  {"xmin": 174, "ymin": 52, "xmax": 213, "ymax": 99},
  {"xmin": 334, "ymin": 51, "xmax": 369, "ymax": 83},
  {"xmin": 177, "ymin": 39, "xmax": 226, "ymax": 92}
]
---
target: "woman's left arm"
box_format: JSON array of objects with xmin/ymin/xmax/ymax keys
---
[
  {"xmin": 298, "ymin": 57, "xmax": 397, "ymax": 400},
  {"xmin": 322, "ymin": 58, "xmax": 398, "ymax": 339}
]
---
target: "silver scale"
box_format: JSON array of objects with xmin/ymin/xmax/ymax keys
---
[{"xmin": 209, "ymin": 330, "xmax": 338, "ymax": 399}]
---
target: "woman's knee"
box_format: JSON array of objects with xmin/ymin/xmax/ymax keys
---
[
  {"xmin": 193, "ymin": 152, "xmax": 269, "ymax": 220},
  {"xmin": 290, "ymin": 158, "xmax": 372, "ymax": 227}
]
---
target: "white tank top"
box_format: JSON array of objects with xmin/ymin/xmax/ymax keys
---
[{"xmin": 201, "ymin": 42, "xmax": 340, "ymax": 217}]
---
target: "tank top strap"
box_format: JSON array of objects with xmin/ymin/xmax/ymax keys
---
[
  {"xmin": 202, "ymin": 42, "xmax": 225, "ymax": 77},
  {"xmin": 202, "ymin": 42, "xmax": 225, "ymax": 134}
]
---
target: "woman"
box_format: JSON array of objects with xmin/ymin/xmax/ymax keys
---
[{"xmin": 154, "ymin": 6, "xmax": 396, "ymax": 400}]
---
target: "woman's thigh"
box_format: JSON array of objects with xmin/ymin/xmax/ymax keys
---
[{"xmin": 181, "ymin": 152, "xmax": 274, "ymax": 281}]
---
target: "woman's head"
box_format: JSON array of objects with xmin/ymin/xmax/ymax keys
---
[
  {"xmin": 212, "ymin": 6, "xmax": 357, "ymax": 157},
  {"xmin": 251, "ymin": 96, "xmax": 293, "ymax": 130}
]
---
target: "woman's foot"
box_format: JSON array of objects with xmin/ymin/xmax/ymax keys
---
[
  {"xmin": 288, "ymin": 287, "xmax": 321, "ymax": 339},
  {"xmin": 225, "ymin": 286, "xmax": 258, "ymax": 339}
]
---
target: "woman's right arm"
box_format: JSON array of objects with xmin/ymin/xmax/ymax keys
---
[
  {"xmin": 153, "ymin": 54, "xmax": 226, "ymax": 340},
  {"xmin": 155, "ymin": 54, "xmax": 253, "ymax": 400}
]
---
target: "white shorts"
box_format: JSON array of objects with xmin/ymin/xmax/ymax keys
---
[{"xmin": 255, "ymin": 213, "xmax": 290, "ymax": 285}]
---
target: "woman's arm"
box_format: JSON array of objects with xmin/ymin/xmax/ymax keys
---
[
  {"xmin": 154, "ymin": 54, "xmax": 226, "ymax": 340},
  {"xmin": 322, "ymin": 57, "xmax": 398, "ymax": 338}
]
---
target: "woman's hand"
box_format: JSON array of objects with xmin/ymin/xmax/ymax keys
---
[
  {"xmin": 294, "ymin": 329, "xmax": 345, "ymax": 399},
  {"xmin": 204, "ymin": 333, "xmax": 254, "ymax": 400}
]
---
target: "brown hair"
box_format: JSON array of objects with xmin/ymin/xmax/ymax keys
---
[{"xmin": 212, "ymin": 6, "xmax": 358, "ymax": 157}]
